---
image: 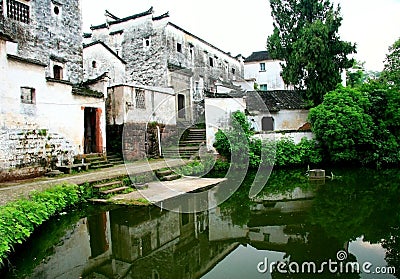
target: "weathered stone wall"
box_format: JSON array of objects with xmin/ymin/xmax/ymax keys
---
[
  {"xmin": 89, "ymin": 17, "xmax": 244, "ymax": 93},
  {"xmin": 116, "ymin": 123, "xmax": 177, "ymax": 161},
  {"xmin": 0, "ymin": 0, "xmax": 83, "ymax": 83},
  {"xmin": 165, "ymin": 23, "xmax": 244, "ymax": 92},
  {"xmin": 0, "ymin": 128, "xmax": 76, "ymax": 181},
  {"xmin": 121, "ymin": 20, "xmax": 168, "ymax": 86},
  {"xmin": 122, "ymin": 123, "xmax": 147, "ymax": 161}
]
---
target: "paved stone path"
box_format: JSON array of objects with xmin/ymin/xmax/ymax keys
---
[
  {"xmin": 111, "ymin": 176, "xmax": 226, "ymax": 203},
  {"xmin": 0, "ymin": 159, "xmax": 188, "ymax": 206}
]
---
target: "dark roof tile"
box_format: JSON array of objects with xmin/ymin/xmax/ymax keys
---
[
  {"xmin": 246, "ymin": 90, "xmax": 307, "ymax": 112},
  {"xmin": 244, "ymin": 51, "xmax": 271, "ymax": 63}
]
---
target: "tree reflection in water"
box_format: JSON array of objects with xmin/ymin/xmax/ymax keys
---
[{"xmin": 1, "ymin": 169, "xmax": 399, "ymax": 279}]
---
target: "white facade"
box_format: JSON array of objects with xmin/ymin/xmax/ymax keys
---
[
  {"xmin": 83, "ymin": 41, "xmax": 127, "ymax": 85},
  {"xmin": 0, "ymin": 36, "xmax": 106, "ymax": 179},
  {"xmin": 248, "ymin": 109, "xmax": 310, "ymax": 132},
  {"xmin": 204, "ymin": 97, "xmax": 246, "ymax": 150},
  {"xmin": 244, "ymin": 51, "xmax": 290, "ymax": 91},
  {"xmin": 107, "ymin": 84, "xmax": 177, "ymax": 126}
]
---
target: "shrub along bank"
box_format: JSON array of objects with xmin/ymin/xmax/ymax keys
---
[
  {"xmin": 213, "ymin": 111, "xmax": 323, "ymax": 170},
  {"xmin": 0, "ymin": 183, "xmax": 88, "ymax": 265}
]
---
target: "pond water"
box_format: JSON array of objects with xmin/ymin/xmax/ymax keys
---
[{"xmin": 1, "ymin": 168, "xmax": 399, "ymax": 279}]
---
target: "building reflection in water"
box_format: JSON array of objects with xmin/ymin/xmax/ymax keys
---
[{"xmin": 25, "ymin": 186, "xmax": 380, "ymax": 279}]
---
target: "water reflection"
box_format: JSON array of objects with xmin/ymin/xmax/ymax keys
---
[{"xmin": 2, "ymin": 169, "xmax": 399, "ymax": 279}]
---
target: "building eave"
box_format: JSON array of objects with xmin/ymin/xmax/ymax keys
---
[
  {"xmin": 90, "ymin": 7, "xmax": 154, "ymax": 30},
  {"xmin": 7, "ymin": 54, "xmax": 47, "ymax": 67},
  {"xmin": 167, "ymin": 22, "xmax": 240, "ymax": 61},
  {"xmin": 83, "ymin": 40, "xmax": 127, "ymax": 65}
]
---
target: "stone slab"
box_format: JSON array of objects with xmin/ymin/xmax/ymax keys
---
[{"xmin": 110, "ymin": 176, "xmax": 226, "ymax": 203}]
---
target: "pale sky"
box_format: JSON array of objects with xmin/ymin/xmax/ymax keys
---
[{"xmin": 81, "ymin": 0, "xmax": 400, "ymax": 71}]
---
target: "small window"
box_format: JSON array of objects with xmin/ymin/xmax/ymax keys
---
[
  {"xmin": 189, "ymin": 45, "xmax": 194, "ymax": 60},
  {"xmin": 209, "ymin": 57, "xmax": 214, "ymax": 67},
  {"xmin": 92, "ymin": 61, "xmax": 97, "ymax": 68},
  {"xmin": 143, "ymin": 37, "xmax": 151, "ymax": 49},
  {"xmin": 7, "ymin": 0, "xmax": 30, "ymax": 23},
  {"xmin": 21, "ymin": 87, "xmax": 35, "ymax": 104},
  {"xmin": 260, "ymin": 84, "xmax": 268, "ymax": 91},
  {"xmin": 135, "ymin": 89, "xmax": 146, "ymax": 109},
  {"xmin": 53, "ymin": 65, "xmax": 63, "ymax": 80},
  {"xmin": 177, "ymin": 42, "xmax": 182, "ymax": 53},
  {"xmin": 231, "ymin": 68, "xmax": 236, "ymax": 75},
  {"xmin": 260, "ymin": 63, "xmax": 266, "ymax": 71},
  {"xmin": 53, "ymin": 6, "xmax": 60, "ymax": 15}
]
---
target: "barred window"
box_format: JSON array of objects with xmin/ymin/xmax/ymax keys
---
[
  {"xmin": 7, "ymin": 0, "xmax": 30, "ymax": 24},
  {"xmin": 135, "ymin": 89, "xmax": 145, "ymax": 109},
  {"xmin": 21, "ymin": 87, "xmax": 35, "ymax": 104}
]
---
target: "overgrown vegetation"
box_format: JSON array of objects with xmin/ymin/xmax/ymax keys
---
[
  {"xmin": 309, "ymin": 37, "xmax": 400, "ymax": 168},
  {"xmin": 0, "ymin": 183, "xmax": 89, "ymax": 265},
  {"xmin": 213, "ymin": 111, "xmax": 322, "ymax": 169}
]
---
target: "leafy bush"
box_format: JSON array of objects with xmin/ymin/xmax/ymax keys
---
[
  {"xmin": 0, "ymin": 183, "xmax": 84, "ymax": 265},
  {"xmin": 310, "ymin": 83, "xmax": 400, "ymax": 167},
  {"xmin": 213, "ymin": 111, "xmax": 322, "ymax": 169}
]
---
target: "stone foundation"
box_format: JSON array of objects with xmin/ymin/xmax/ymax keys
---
[
  {"xmin": 0, "ymin": 128, "xmax": 77, "ymax": 182},
  {"xmin": 109, "ymin": 123, "xmax": 177, "ymax": 162}
]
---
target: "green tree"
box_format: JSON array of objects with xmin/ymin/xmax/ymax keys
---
[
  {"xmin": 267, "ymin": 0, "xmax": 356, "ymax": 106},
  {"xmin": 381, "ymin": 37, "xmax": 400, "ymax": 88},
  {"xmin": 309, "ymin": 86, "xmax": 374, "ymax": 163},
  {"xmin": 346, "ymin": 60, "xmax": 367, "ymax": 87}
]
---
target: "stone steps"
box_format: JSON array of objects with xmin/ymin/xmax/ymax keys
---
[
  {"xmin": 100, "ymin": 186, "xmax": 129, "ymax": 195},
  {"xmin": 92, "ymin": 180, "xmax": 122, "ymax": 189},
  {"xmin": 161, "ymin": 174, "xmax": 181, "ymax": 181},
  {"xmin": 156, "ymin": 168, "xmax": 181, "ymax": 181},
  {"xmin": 92, "ymin": 179, "xmax": 130, "ymax": 196}
]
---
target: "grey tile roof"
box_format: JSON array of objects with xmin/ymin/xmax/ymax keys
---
[
  {"xmin": 246, "ymin": 90, "xmax": 307, "ymax": 112},
  {"xmin": 244, "ymin": 51, "xmax": 271, "ymax": 63}
]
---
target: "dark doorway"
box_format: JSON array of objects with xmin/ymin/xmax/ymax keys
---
[
  {"xmin": 178, "ymin": 94, "xmax": 185, "ymax": 119},
  {"xmin": 84, "ymin": 107, "xmax": 102, "ymax": 154},
  {"xmin": 262, "ymin": 117, "xmax": 274, "ymax": 131}
]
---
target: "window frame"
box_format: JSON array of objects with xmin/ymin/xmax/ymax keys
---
[
  {"xmin": 260, "ymin": 62, "xmax": 266, "ymax": 72},
  {"xmin": 20, "ymin": 87, "xmax": 36, "ymax": 104},
  {"xmin": 135, "ymin": 89, "xmax": 146, "ymax": 109},
  {"xmin": 53, "ymin": 64, "xmax": 63, "ymax": 80},
  {"xmin": 209, "ymin": 57, "xmax": 214, "ymax": 67},
  {"xmin": 260, "ymin": 84, "xmax": 268, "ymax": 91},
  {"xmin": 176, "ymin": 42, "xmax": 182, "ymax": 53},
  {"xmin": 6, "ymin": 0, "xmax": 30, "ymax": 24}
]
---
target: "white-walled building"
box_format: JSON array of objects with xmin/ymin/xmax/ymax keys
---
[
  {"xmin": 83, "ymin": 40, "xmax": 127, "ymax": 85},
  {"xmin": 0, "ymin": 0, "xmax": 107, "ymax": 181},
  {"xmin": 244, "ymin": 51, "xmax": 291, "ymax": 91}
]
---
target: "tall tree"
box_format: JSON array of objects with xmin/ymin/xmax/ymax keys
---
[
  {"xmin": 381, "ymin": 37, "xmax": 400, "ymax": 88},
  {"xmin": 267, "ymin": 0, "xmax": 356, "ymax": 106}
]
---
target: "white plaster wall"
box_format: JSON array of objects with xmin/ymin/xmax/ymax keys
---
[
  {"xmin": 244, "ymin": 60, "xmax": 286, "ymax": 90},
  {"xmin": 254, "ymin": 131, "xmax": 314, "ymax": 144},
  {"xmin": 204, "ymin": 97, "xmax": 246, "ymax": 150},
  {"xmin": 83, "ymin": 43, "xmax": 126, "ymax": 84},
  {"xmin": 249, "ymin": 109, "xmax": 309, "ymax": 132},
  {"xmin": 108, "ymin": 85, "xmax": 177, "ymax": 125},
  {"xmin": 0, "ymin": 43, "xmax": 106, "ymax": 157}
]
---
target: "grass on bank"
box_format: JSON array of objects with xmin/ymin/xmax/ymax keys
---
[{"xmin": 0, "ymin": 183, "xmax": 88, "ymax": 266}]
